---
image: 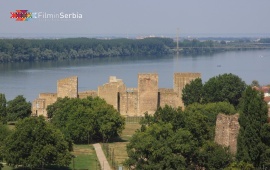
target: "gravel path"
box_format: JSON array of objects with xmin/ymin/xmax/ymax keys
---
[{"xmin": 93, "ymin": 143, "xmax": 111, "ymax": 170}]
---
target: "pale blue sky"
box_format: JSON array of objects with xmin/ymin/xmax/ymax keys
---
[{"xmin": 1, "ymin": 0, "xmax": 270, "ymax": 37}]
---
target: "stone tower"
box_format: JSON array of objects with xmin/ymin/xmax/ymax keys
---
[
  {"xmin": 173, "ymin": 72, "xmax": 201, "ymax": 106},
  {"xmin": 57, "ymin": 76, "xmax": 78, "ymax": 98},
  {"xmin": 138, "ymin": 73, "xmax": 158, "ymax": 115}
]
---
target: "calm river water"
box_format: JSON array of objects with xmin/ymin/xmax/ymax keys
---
[{"xmin": 0, "ymin": 49, "xmax": 270, "ymax": 101}]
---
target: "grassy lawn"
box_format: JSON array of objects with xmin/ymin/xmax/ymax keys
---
[
  {"xmin": 70, "ymin": 144, "xmax": 100, "ymax": 170},
  {"xmin": 103, "ymin": 123, "xmax": 141, "ymax": 169}
]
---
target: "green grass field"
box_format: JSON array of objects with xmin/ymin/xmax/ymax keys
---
[
  {"xmin": 70, "ymin": 144, "xmax": 100, "ymax": 170},
  {"xmin": 103, "ymin": 123, "xmax": 141, "ymax": 169}
]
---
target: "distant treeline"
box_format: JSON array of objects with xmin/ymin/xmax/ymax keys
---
[
  {"xmin": 0, "ymin": 37, "xmax": 269, "ymax": 63},
  {"xmin": 0, "ymin": 38, "xmax": 175, "ymax": 63}
]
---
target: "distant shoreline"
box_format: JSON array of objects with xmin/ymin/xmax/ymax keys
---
[{"xmin": 0, "ymin": 37, "xmax": 270, "ymax": 64}]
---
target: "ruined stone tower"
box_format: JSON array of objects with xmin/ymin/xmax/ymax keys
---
[
  {"xmin": 215, "ymin": 113, "xmax": 240, "ymax": 154},
  {"xmin": 137, "ymin": 73, "xmax": 158, "ymax": 115}
]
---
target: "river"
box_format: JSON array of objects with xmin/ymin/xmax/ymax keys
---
[{"xmin": 0, "ymin": 49, "xmax": 269, "ymax": 101}]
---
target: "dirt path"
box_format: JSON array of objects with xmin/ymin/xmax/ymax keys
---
[{"xmin": 93, "ymin": 143, "xmax": 111, "ymax": 170}]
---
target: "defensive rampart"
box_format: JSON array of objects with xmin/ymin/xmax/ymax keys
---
[{"xmin": 32, "ymin": 72, "xmax": 200, "ymax": 117}]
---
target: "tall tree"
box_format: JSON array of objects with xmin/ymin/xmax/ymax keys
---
[
  {"xmin": 203, "ymin": 73, "xmax": 246, "ymax": 107},
  {"xmin": 182, "ymin": 78, "xmax": 203, "ymax": 106},
  {"xmin": 2, "ymin": 116, "xmax": 71, "ymax": 169},
  {"xmin": 6, "ymin": 95, "xmax": 31, "ymax": 121},
  {"xmin": 50, "ymin": 97, "xmax": 125, "ymax": 143},
  {"xmin": 236, "ymin": 86, "xmax": 269, "ymax": 168},
  {"xmin": 0, "ymin": 94, "xmax": 7, "ymax": 123}
]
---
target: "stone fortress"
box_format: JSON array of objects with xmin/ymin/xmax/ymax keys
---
[
  {"xmin": 32, "ymin": 72, "xmax": 242, "ymax": 154},
  {"xmin": 32, "ymin": 72, "xmax": 201, "ymax": 117}
]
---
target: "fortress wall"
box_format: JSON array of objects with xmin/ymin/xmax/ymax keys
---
[
  {"xmin": 119, "ymin": 88, "xmax": 138, "ymax": 116},
  {"xmin": 57, "ymin": 76, "xmax": 78, "ymax": 98},
  {"xmin": 31, "ymin": 93, "xmax": 57, "ymax": 118},
  {"xmin": 138, "ymin": 73, "xmax": 158, "ymax": 115},
  {"xmin": 215, "ymin": 113, "xmax": 240, "ymax": 154},
  {"xmin": 78, "ymin": 90, "xmax": 97, "ymax": 99},
  {"xmin": 32, "ymin": 98, "xmax": 46, "ymax": 117},
  {"xmin": 173, "ymin": 73, "xmax": 201, "ymax": 106},
  {"xmin": 98, "ymin": 76, "xmax": 126, "ymax": 110},
  {"xmin": 39, "ymin": 93, "xmax": 57, "ymax": 107},
  {"xmin": 158, "ymin": 88, "xmax": 183, "ymax": 108}
]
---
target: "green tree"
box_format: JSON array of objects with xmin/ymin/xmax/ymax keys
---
[
  {"xmin": 0, "ymin": 124, "xmax": 10, "ymax": 170},
  {"xmin": 198, "ymin": 141, "xmax": 232, "ymax": 170},
  {"xmin": 185, "ymin": 102, "xmax": 236, "ymax": 139},
  {"xmin": 125, "ymin": 105, "xmax": 230, "ymax": 169},
  {"xmin": 236, "ymin": 86, "xmax": 269, "ymax": 168},
  {"xmin": 225, "ymin": 161, "xmax": 254, "ymax": 170},
  {"xmin": 250, "ymin": 80, "xmax": 260, "ymax": 87},
  {"xmin": 2, "ymin": 116, "xmax": 71, "ymax": 169},
  {"xmin": 50, "ymin": 97, "xmax": 125, "ymax": 143},
  {"xmin": 125, "ymin": 123, "xmax": 197, "ymax": 169},
  {"xmin": 6, "ymin": 95, "xmax": 31, "ymax": 121},
  {"xmin": 0, "ymin": 94, "xmax": 7, "ymax": 123},
  {"xmin": 182, "ymin": 78, "xmax": 203, "ymax": 106},
  {"xmin": 203, "ymin": 73, "xmax": 246, "ymax": 107}
]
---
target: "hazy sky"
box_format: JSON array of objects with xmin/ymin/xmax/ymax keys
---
[{"xmin": 1, "ymin": 0, "xmax": 270, "ymax": 37}]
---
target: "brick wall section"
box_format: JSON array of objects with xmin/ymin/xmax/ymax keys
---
[
  {"xmin": 215, "ymin": 113, "xmax": 240, "ymax": 154},
  {"xmin": 138, "ymin": 73, "xmax": 158, "ymax": 115},
  {"xmin": 78, "ymin": 90, "xmax": 98, "ymax": 99},
  {"xmin": 158, "ymin": 88, "xmax": 183, "ymax": 108},
  {"xmin": 119, "ymin": 88, "xmax": 138, "ymax": 116},
  {"xmin": 98, "ymin": 76, "xmax": 126, "ymax": 110},
  {"xmin": 173, "ymin": 73, "xmax": 201, "ymax": 107},
  {"xmin": 57, "ymin": 76, "xmax": 78, "ymax": 98}
]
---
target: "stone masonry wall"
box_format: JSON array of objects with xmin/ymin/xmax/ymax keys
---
[
  {"xmin": 57, "ymin": 76, "xmax": 78, "ymax": 98},
  {"xmin": 158, "ymin": 88, "xmax": 183, "ymax": 108},
  {"xmin": 78, "ymin": 90, "xmax": 97, "ymax": 99},
  {"xmin": 32, "ymin": 93, "xmax": 57, "ymax": 117},
  {"xmin": 119, "ymin": 88, "xmax": 138, "ymax": 116},
  {"xmin": 32, "ymin": 98, "xmax": 46, "ymax": 117},
  {"xmin": 138, "ymin": 73, "xmax": 158, "ymax": 115},
  {"xmin": 32, "ymin": 73, "xmax": 201, "ymax": 118},
  {"xmin": 98, "ymin": 76, "xmax": 126, "ymax": 110},
  {"xmin": 215, "ymin": 113, "xmax": 240, "ymax": 154},
  {"xmin": 173, "ymin": 73, "xmax": 201, "ymax": 107}
]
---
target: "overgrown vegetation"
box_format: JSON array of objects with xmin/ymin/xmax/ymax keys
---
[{"xmin": 125, "ymin": 105, "xmax": 232, "ymax": 169}]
